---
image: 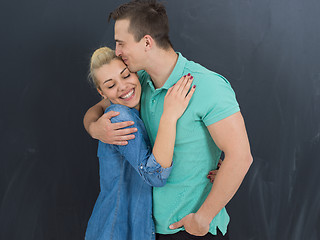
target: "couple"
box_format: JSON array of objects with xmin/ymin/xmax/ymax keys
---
[{"xmin": 84, "ymin": 1, "xmax": 253, "ymax": 240}]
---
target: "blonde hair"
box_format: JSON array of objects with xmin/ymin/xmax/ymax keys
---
[{"xmin": 89, "ymin": 47, "xmax": 121, "ymax": 89}]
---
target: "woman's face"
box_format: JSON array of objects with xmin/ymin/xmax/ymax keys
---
[{"xmin": 95, "ymin": 59, "xmax": 141, "ymax": 110}]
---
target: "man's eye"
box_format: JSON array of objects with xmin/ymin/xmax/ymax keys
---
[
  {"xmin": 124, "ymin": 73, "xmax": 131, "ymax": 79},
  {"xmin": 108, "ymin": 84, "xmax": 115, "ymax": 89}
]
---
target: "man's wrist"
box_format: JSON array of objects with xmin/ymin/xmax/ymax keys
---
[
  {"xmin": 87, "ymin": 122, "xmax": 97, "ymax": 139},
  {"xmin": 196, "ymin": 208, "xmax": 214, "ymax": 226}
]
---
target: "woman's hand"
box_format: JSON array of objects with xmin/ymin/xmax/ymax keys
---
[
  {"xmin": 162, "ymin": 74, "xmax": 196, "ymax": 121},
  {"xmin": 207, "ymin": 159, "xmax": 223, "ymax": 183}
]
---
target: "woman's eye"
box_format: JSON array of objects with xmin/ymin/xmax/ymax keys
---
[
  {"xmin": 108, "ymin": 84, "xmax": 115, "ymax": 89},
  {"xmin": 124, "ymin": 73, "xmax": 131, "ymax": 79}
]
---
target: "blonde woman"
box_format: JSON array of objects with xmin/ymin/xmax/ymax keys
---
[{"xmin": 85, "ymin": 47, "xmax": 195, "ymax": 240}]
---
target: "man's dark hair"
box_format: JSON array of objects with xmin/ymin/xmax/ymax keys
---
[{"xmin": 109, "ymin": 0, "xmax": 173, "ymax": 49}]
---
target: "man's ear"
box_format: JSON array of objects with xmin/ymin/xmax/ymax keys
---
[
  {"xmin": 144, "ymin": 35, "xmax": 154, "ymax": 51},
  {"xmin": 97, "ymin": 88, "xmax": 107, "ymax": 99}
]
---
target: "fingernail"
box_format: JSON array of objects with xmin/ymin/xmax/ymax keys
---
[
  {"xmin": 190, "ymin": 76, "xmax": 193, "ymax": 80},
  {"xmin": 193, "ymin": 85, "xmax": 196, "ymax": 88},
  {"xmin": 169, "ymin": 225, "xmax": 174, "ymax": 229},
  {"xmin": 183, "ymin": 75, "xmax": 186, "ymax": 77},
  {"xmin": 187, "ymin": 73, "xmax": 190, "ymax": 76}
]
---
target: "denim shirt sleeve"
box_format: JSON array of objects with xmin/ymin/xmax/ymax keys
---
[{"xmin": 107, "ymin": 104, "xmax": 172, "ymax": 187}]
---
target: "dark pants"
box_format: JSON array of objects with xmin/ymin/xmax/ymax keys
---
[{"xmin": 156, "ymin": 228, "xmax": 229, "ymax": 240}]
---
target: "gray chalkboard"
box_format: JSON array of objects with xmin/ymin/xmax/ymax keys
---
[{"xmin": 0, "ymin": 0, "xmax": 319, "ymax": 239}]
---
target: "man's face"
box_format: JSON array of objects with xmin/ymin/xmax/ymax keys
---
[{"xmin": 114, "ymin": 19, "xmax": 146, "ymax": 72}]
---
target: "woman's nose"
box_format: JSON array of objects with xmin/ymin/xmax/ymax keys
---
[{"xmin": 118, "ymin": 82, "xmax": 127, "ymax": 91}]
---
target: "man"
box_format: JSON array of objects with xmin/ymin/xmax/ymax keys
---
[{"xmin": 84, "ymin": 1, "xmax": 253, "ymax": 239}]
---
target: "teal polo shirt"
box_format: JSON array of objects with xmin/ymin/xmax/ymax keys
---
[{"xmin": 138, "ymin": 53, "xmax": 240, "ymax": 235}]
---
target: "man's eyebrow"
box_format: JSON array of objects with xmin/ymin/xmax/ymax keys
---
[
  {"xmin": 120, "ymin": 67, "xmax": 127, "ymax": 74},
  {"xmin": 115, "ymin": 39, "xmax": 123, "ymax": 43}
]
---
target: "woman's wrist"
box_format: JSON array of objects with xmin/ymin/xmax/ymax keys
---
[{"xmin": 160, "ymin": 113, "xmax": 178, "ymax": 125}]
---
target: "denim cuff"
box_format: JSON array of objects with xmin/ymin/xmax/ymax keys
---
[{"xmin": 143, "ymin": 154, "xmax": 172, "ymax": 180}]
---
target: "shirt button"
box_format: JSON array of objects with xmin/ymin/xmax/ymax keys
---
[
  {"xmin": 152, "ymin": 232, "xmax": 155, "ymax": 235},
  {"xmin": 152, "ymin": 99, "xmax": 156, "ymax": 103},
  {"xmin": 140, "ymin": 166, "xmax": 143, "ymax": 169}
]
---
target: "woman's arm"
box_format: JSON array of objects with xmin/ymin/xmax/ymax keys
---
[
  {"xmin": 152, "ymin": 74, "xmax": 195, "ymax": 168},
  {"xmin": 108, "ymin": 104, "xmax": 170, "ymax": 187}
]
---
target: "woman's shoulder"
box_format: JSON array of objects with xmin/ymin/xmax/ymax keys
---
[
  {"xmin": 106, "ymin": 103, "xmax": 131, "ymax": 113},
  {"xmin": 105, "ymin": 104, "xmax": 139, "ymax": 124}
]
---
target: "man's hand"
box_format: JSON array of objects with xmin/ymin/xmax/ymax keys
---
[
  {"xmin": 88, "ymin": 111, "xmax": 137, "ymax": 145},
  {"xmin": 169, "ymin": 213, "xmax": 210, "ymax": 236}
]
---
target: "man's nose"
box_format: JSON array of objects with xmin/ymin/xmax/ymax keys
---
[{"xmin": 115, "ymin": 47, "xmax": 121, "ymax": 56}]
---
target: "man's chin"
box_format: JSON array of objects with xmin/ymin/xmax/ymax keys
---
[{"xmin": 127, "ymin": 65, "xmax": 138, "ymax": 73}]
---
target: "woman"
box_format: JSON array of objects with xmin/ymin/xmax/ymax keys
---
[{"xmin": 85, "ymin": 47, "xmax": 196, "ymax": 240}]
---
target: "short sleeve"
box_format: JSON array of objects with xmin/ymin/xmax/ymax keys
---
[{"xmin": 194, "ymin": 73, "xmax": 240, "ymax": 126}]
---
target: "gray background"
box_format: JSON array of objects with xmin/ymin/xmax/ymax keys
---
[{"xmin": 0, "ymin": 0, "xmax": 319, "ymax": 239}]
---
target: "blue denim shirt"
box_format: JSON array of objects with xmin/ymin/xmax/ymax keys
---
[{"xmin": 85, "ymin": 104, "xmax": 172, "ymax": 240}]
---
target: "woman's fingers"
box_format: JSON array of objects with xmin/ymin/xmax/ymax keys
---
[
  {"xmin": 185, "ymin": 83, "xmax": 196, "ymax": 102},
  {"xmin": 176, "ymin": 74, "xmax": 190, "ymax": 93},
  {"xmin": 174, "ymin": 75, "xmax": 187, "ymax": 91},
  {"xmin": 218, "ymin": 159, "xmax": 223, "ymax": 168},
  {"xmin": 170, "ymin": 73, "xmax": 194, "ymax": 98},
  {"xmin": 207, "ymin": 170, "xmax": 218, "ymax": 183},
  {"xmin": 166, "ymin": 85, "xmax": 174, "ymax": 96},
  {"xmin": 180, "ymin": 75, "xmax": 193, "ymax": 97}
]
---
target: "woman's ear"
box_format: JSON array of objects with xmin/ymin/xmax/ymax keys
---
[{"xmin": 97, "ymin": 88, "xmax": 107, "ymax": 99}]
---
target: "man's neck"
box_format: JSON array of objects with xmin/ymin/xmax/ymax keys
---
[{"xmin": 144, "ymin": 48, "xmax": 178, "ymax": 89}]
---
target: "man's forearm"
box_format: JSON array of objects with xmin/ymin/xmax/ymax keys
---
[
  {"xmin": 83, "ymin": 99, "xmax": 109, "ymax": 134},
  {"xmin": 196, "ymin": 153, "xmax": 253, "ymax": 224}
]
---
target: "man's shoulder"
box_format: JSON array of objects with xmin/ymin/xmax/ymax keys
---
[
  {"xmin": 182, "ymin": 56, "xmax": 238, "ymax": 103},
  {"xmin": 182, "ymin": 56, "xmax": 230, "ymax": 85}
]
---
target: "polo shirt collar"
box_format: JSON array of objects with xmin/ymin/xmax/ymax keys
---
[
  {"xmin": 161, "ymin": 52, "xmax": 187, "ymax": 90},
  {"xmin": 145, "ymin": 53, "xmax": 187, "ymax": 91}
]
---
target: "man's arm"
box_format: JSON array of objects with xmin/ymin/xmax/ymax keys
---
[
  {"xmin": 83, "ymin": 98, "xmax": 137, "ymax": 145},
  {"xmin": 169, "ymin": 111, "xmax": 253, "ymax": 236}
]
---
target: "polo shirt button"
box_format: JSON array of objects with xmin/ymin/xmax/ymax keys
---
[
  {"xmin": 152, "ymin": 99, "xmax": 156, "ymax": 103},
  {"xmin": 140, "ymin": 166, "xmax": 143, "ymax": 169}
]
